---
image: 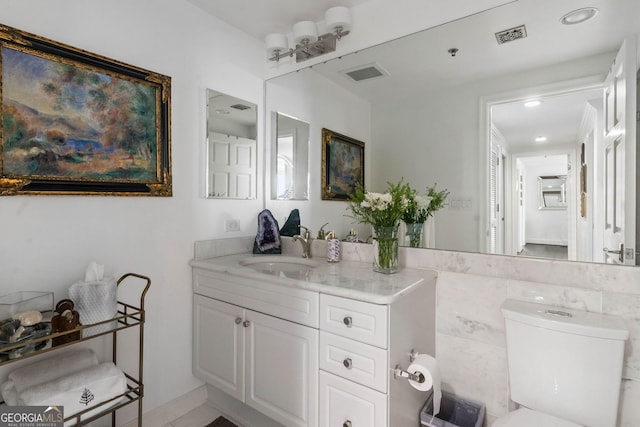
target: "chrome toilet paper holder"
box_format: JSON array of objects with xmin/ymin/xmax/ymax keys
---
[{"xmin": 393, "ymin": 349, "xmax": 425, "ymax": 383}]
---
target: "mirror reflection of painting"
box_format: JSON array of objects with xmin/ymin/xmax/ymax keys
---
[{"xmin": 321, "ymin": 128, "xmax": 364, "ymax": 200}]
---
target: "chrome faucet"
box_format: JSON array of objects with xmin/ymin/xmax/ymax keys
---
[{"xmin": 293, "ymin": 225, "xmax": 312, "ymax": 258}]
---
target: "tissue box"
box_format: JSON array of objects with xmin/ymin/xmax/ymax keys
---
[
  {"xmin": 0, "ymin": 291, "xmax": 54, "ymax": 321},
  {"xmin": 69, "ymin": 278, "xmax": 117, "ymax": 337}
]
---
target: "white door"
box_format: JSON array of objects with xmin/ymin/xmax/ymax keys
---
[
  {"xmin": 602, "ymin": 38, "xmax": 637, "ymax": 264},
  {"xmin": 245, "ymin": 309, "xmax": 319, "ymax": 427},
  {"xmin": 208, "ymin": 132, "xmax": 257, "ymax": 198},
  {"xmin": 489, "ymin": 137, "xmax": 505, "ymax": 254},
  {"xmin": 193, "ymin": 295, "xmax": 245, "ymax": 400}
]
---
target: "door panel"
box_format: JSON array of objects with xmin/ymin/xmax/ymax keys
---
[
  {"xmin": 245, "ymin": 309, "xmax": 318, "ymax": 427},
  {"xmin": 193, "ymin": 295, "xmax": 245, "ymax": 400},
  {"xmin": 602, "ymin": 37, "xmax": 637, "ymax": 264}
]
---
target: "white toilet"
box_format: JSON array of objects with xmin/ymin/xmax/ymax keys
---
[{"xmin": 496, "ymin": 299, "xmax": 629, "ymax": 427}]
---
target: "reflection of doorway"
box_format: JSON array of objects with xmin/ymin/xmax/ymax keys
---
[
  {"xmin": 486, "ymin": 83, "xmax": 602, "ymax": 261},
  {"xmin": 515, "ymin": 154, "xmax": 570, "ymax": 260}
]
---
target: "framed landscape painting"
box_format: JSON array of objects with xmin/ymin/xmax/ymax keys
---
[
  {"xmin": 0, "ymin": 24, "xmax": 172, "ymax": 196},
  {"xmin": 321, "ymin": 128, "xmax": 364, "ymax": 200}
]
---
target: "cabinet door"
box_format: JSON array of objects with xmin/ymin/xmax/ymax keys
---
[
  {"xmin": 245, "ymin": 310, "xmax": 318, "ymax": 427},
  {"xmin": 193, "ymin": 295, "xmax": 245, "ymax": 401},
  {"xmin": 319, "ymin": 371, "xmax": 387, "ymax": 427}
]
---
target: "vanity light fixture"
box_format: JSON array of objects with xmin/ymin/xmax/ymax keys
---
[
  {"xmin": 535, "ymin": 136, "xmax": 548, "ymax": 143},
  {"xmin": 266, "ymin": 6, "xmax": 352, "ymax": 63},
  {"xmin": 560, "ymin": 7, "xmax": 598, "ymax": 25},
  {"xmin": 524, "ymin": 100, "xmax": 542, "ymax": 108}
]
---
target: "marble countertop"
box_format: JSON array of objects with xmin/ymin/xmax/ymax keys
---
[{"xmin": 190, "ymin": 252, "xmax": 436, "ymax": 304}]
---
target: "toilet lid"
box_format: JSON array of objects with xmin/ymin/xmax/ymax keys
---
[{"xmin": 493, "ymin": 408, "xmax": 582, "ymax": 427}]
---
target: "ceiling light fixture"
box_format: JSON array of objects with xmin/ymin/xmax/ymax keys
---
[
  {"xmin": 535, "ymin": 136, "xmax": 548, "ymax": 143},
  {"xmin": 524, "ymin": 100, "xmax": 542, "ymax": 108},
  {"xmin": 560, "ymin": 7, "xmax": 598, "ymax": 25},
  {"xmin": 265, "ymin": 6, "xmax": 352, "ymax": 63}
]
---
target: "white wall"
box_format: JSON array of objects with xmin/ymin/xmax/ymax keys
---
[
  {"xmin": 521, "ymin": 156, "xmax": 569, "ymax": 246},
  {"xmin": 264, "ymin": 69, "xmax": 371, "ymax": 239},
  {"xmin": 0, "ymin": 0, "xmax": 265, "ymax": 422}
]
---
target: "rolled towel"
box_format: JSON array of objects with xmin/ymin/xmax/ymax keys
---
[
  {"xmin": 1, "ymin": 379, "xmax": 18, "ymax": 405},
  {"xmin": 18, "ymin": 362, "xmax": 126, "ymax": 422},
  {"xmin": 9, "ymin": 348, "xmax": 98, "ymax": 393}
]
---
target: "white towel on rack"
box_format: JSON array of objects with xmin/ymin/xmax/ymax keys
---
[
  {"xmin": 1, "ymin": 379, "xmax": 18, "ymax": 405},
  {"xmin": 7, "ymin": 348, "xmax": 99, "ymax": 393},
  {"xmin": 17, "ymin": 362, "xmax": 126, "ymax": 425}
]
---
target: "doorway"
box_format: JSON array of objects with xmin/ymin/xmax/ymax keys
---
[{"xmin": 485, "ymin": 83, "xmax": 603, "ymax": 260}]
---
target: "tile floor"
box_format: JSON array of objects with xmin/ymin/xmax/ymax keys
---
[{"xmin": 160, "ymin": 403, "xmax": 224, "ymax": 427}]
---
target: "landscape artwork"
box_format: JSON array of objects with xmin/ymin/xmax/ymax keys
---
[
  {"xmin": 0, "ymin": 23, "xmax": 172, "ymax": 196},
  {"xmin": 2, "ymin": 47, "xmax": 158, "ymax": 181},
  {"xmin": 321, "ymin": 128, "xmax": 364, "ymax": 200}
]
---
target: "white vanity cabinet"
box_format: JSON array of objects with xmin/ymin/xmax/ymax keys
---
[
  {"xmin": 318, "ymin": 289, "xmax": 435, "ymax": 427},
  {"xmin": 191, "ymin": 252, "xmax": 436, "ymax": 427},
  {"xmin": 193, "ymin": 270, "xmax": 319, "ymax": 427}
]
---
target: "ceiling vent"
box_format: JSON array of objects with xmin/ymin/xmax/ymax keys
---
[
  {"xmin": 230, "ymin": 103, "xmax": 251, "ymax": 111},
  {"xmin": 495, "ymin": 25, "xmax": 527, "ymax": 45},
  {"xmin": 341, "ymin": 63, "xmax": 388, "ymax": 82}
]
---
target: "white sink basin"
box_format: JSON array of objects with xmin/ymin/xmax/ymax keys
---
[{"xmin": 239, "ymin": 256, "xmax": 321, "ymax": 279}]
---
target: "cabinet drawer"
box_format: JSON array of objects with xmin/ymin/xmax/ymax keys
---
[
  {"xmin": 320, "ymin": 331, "xmax": 388, "ymax": 393},
  {"xmin": 193, "ymin": 268, "xmax": 319, "ymax": 328},
  {"xmin": 319, "ymin": 294, "xmax": 388, "ymax": 348},
  {"xmin": 319, "ymin": 371, "xmax": 387, "ymax": 427}
]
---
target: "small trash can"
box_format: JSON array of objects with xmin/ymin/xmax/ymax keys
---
[{"xmin": 420, "ymin": 390, "xmax": 485, "ymax": 427}]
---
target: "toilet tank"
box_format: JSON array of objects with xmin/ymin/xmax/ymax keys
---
[{"xmin": 501, "ymin": 300, "xmax": 628, "ymax": 427}]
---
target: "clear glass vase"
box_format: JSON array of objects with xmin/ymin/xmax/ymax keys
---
[
  {"xmin": 405, "ymin": 223, "xmax": 424, "ymax": 248},
  {"xmin": 372, "ymin": 224, "xmax": 399, "ymax": 274}
]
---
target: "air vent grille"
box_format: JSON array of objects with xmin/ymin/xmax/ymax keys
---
[
  {"xmin": 495, "ymin": 25, "xmax": 527, "ymax": 44},
  {"xmin": 230, "ymin": 103, "xmax": 251, "ymax": 111},
  {"xmin": 341, "ymin": 63, "xmax": 388, "ymax": 82}
]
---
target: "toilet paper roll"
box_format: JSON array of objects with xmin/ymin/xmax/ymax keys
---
[{"xmin": 408, "ymin": 353, "xmax": 442, "ymax": 416}]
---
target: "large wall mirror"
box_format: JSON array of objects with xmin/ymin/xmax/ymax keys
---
[
  {"xmin": 264, "ymin": 0, "xmax": 640, "ymax": 265},
  {"xmin": 271, "ymin": 112, "xmax": 309, "ymax": 200},
  {"xmin": 206, "ymin": 89, "xmax": 257, "ymax": 199}
]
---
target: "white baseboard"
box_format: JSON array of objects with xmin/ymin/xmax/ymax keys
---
[
  {"xmin": 525, "ymin": 239, "xmax": 568, "ymax": 246},
  {"xmin": 120, "ymin": 385, "xmax": 208, "ymax": 427}
]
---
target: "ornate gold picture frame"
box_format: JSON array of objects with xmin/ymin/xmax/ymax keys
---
[
  {"xmin": 0, "ymin": 24, "xmax": 172, "ymax": 196},
  {"xmin": 321, "ymin": 128, "xmax": 364, "ymax": 201}
]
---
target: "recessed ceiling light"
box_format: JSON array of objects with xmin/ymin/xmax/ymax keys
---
[
  {"xmin": 560, "ymin": 7, "xmax": 598, "ymax": 25},
  {"xmin": 524, "ymin": 100, "xmax": 542, "ymax": 108},
  {"xmin": 215, "ymin": 109, "xmax": 230, "ymax": 115},
  {"xmin": 535, "ymin": 136, "xmax": 548, "ymax": 143}
]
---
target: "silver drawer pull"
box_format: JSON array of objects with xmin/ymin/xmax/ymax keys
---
[
  {"xmin": 343, "ymin": 421, "xmax": 352, "ymax": 427},
  {"xmin": 343, "ymin": 316, "xmax": 353, "ymax": 327},
  {"xmin": 545, "ymin": 309, "xmax": 572, "ymax": 318},
  {"xmin": 243, "ymin": 320, "xmax": 251, "ymax": 327},
  {"xmin": 235, "ymin": 317, "xmax": 242, "ymax": 325},
  {"xmin": 343, "ymin": 357, "xmax": 352, "ymax": 369}
]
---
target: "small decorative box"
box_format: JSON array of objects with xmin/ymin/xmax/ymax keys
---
[{"xmin": 0, "ymin": 291, "xmax": 54, "ymax": 321}]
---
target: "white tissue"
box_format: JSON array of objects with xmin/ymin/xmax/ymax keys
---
[
  {"xmin": 84, "ymin": 261, "xmax": 104, "ymax": 282},
  {"xmin": 408, "ymin": 353, "xmax": 442, "ymax": 416}
]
